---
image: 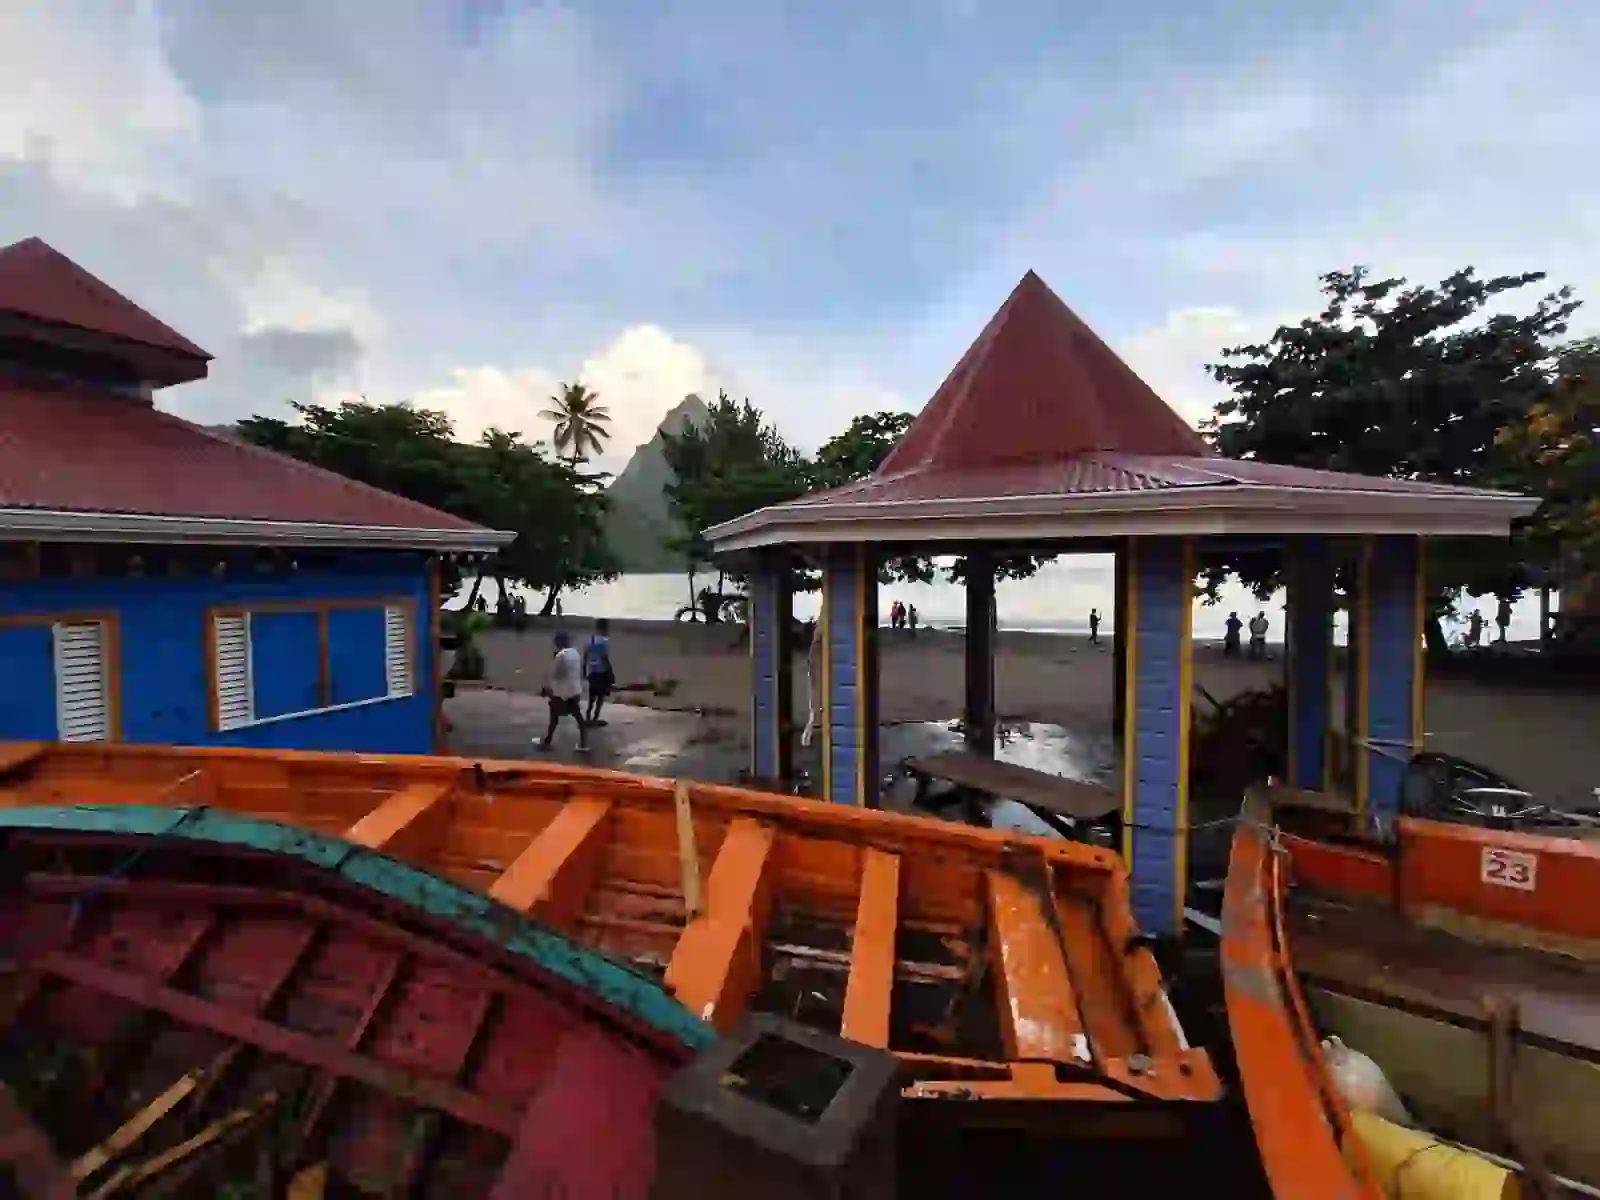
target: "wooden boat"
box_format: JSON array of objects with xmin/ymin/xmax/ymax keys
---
[
  {"xmin": 0, "ymin": 740, "xmax": 1221, "ymax": 1147},
  {"xmin": 1223, "ymin": 786, "xmax": 1600, "ymax": 1199},
  {"xmin": 0, "ymin": 801, "xmax": 705, "ymax": 1197}
]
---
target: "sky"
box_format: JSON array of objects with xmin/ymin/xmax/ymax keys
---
[{"xmin": 4, "ymin": 0, "xmax": 1599, "ymax": 473}]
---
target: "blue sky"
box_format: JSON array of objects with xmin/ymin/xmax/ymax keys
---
[{"xmin": 3, "ymin": 0, "xmax": 1597, "ymax": 469}]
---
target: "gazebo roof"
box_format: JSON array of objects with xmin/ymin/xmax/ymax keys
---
[{"xmin": 706, "ymin": 271, "xmax": 1536, "ymax": 551}]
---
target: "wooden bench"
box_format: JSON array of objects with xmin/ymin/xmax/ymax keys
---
[{"xmin": 900, "ymin": 751, "xmax": 1119, "ymax": 840}]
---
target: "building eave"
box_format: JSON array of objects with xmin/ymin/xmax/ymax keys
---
[
  {"xmin": 0, "ymin": 507, "xmax": 517, "ymax": 552},
  {"xmin": 703, "ymin": 483, "xmax": 1539, "ymax": 552}
]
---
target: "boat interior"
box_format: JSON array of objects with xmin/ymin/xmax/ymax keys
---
[
  {"xmin": 1265, "ymin": 792, "xmax": 1600, "ymax": 1192},
  {"xmin": 0, "ymin": 741, "xmax": 1221, "ymax": 1127}
]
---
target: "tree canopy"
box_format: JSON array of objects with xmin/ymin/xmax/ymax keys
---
[
  {"xmin": 237, "ymin": 400, "xmax": 616, "ymax": 610},
  {"xmin": 1203, "ymin": 265, "xmax": 1581, "ymax": 624},
  {"xmin": 659, "ymin": 390, "xmax": 811, "ymax": 592}
]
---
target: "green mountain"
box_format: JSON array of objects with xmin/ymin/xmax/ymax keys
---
[{"xmin": 604, "ymin": 393, "xmax": 709, "ymax": 572}]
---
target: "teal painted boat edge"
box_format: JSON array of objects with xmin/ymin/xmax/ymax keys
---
[{"xmin": 0, "ymin": 804, "xmax": 715, "ymax": 1052}]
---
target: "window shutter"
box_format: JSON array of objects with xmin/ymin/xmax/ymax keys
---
[
  {"xmin": 214, "ymin": 613, "xmax": 254, "ymax": 729},
  {"xmin": 384, "ymin": 605, "xmax": 413, "ymax": 697},
  {"xmin": 52, "ymin": 621, "xmax": 110, "ymax": 742}
]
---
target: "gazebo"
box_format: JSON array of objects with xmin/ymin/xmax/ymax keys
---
[{"xmin": 705, "ymin": 271, "xmax": 1536, "ymax": 935}]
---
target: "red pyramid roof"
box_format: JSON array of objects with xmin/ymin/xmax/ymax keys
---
[
  {"xmin": 876, "ymin": 270, "xmax": 1208, "ymax": 477},
  {"xmin": 0, "ymin": 237, "xmax": 210, "ymax": 362}
]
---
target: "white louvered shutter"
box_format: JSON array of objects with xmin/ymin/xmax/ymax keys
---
[
  {"xmin": 52, "ymin": 621, "xmax": 110, "ymax": 742},
  {"xmin": 214, "ymin": 613, "xmax": 254, "ymax": 729},
  {"xmin": 384, "ymin": 605, "xmax": 413, "ymax": 697}
]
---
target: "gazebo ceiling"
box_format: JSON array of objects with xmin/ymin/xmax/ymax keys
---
[{"xmin": 706, "ymin": 272, "xmax": 1537, "ymax": 551}]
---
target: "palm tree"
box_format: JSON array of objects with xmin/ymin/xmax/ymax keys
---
[{"xmin": 541, "ymin": 382, "xmax": 611, "ymax": 465}]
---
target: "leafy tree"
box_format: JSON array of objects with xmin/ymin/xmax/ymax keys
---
[
  {"xmin": 541, "ymin": 382, "xmax": 611, "ymax": 465},
  {"xmin": 661, "ymin": 390, "xmax": 812, "ymax": 612},
  {"xmin": 1203, "ymin": 265, "xmax": 1580, "ymax": 646},
  {"xmin": 237, "ymin": 400, "xmax": 616, "ymax": 612},
  {"xmin": 1497, "ymin": 338, "xmax": 1600, "ymax": 598}
]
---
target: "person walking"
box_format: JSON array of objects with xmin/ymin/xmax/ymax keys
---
[
  {"xmin": 583, "ymin": 618, "xmax": 615, "ymax": 726},
  {"xmin": 1248, "ymin": 611, "xmax": 1269, "ymax": 660},
  {"xmin": 1223, "ymin": 612, "xmax": 1243, "ymax": 658},
  {"xmin": 1088, "ymin": 608, "xmax": 1101, "ymax": 646},
  {"xmin": 536, "ymin": 631, "xmax": 589, "ymax": 752},
  {"xmin": 907, "ymin": 605, "xmax": 919, "ymax": 638}
]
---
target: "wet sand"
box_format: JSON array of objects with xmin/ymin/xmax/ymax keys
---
[{"xmin": 472, "ymin": 619, "xmax": 1600, "ymax": 808}]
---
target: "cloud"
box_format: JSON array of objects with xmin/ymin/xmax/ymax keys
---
[{"xmin": 1118, "ymin": 308, "xmax": 1261, "ymax": 428}]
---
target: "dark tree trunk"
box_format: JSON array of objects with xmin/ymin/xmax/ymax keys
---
[
  {"xmin": 463, "ymin": 572, "xmax": 486, "ymax": 613},
  {"xmin": 540, "ymin": 582, "xmax": 563, "ymax": 617}
]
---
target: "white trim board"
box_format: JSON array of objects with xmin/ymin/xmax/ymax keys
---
[{"xmin": 0, "ymin": 507, "xmax": 515, "ymax": 551}]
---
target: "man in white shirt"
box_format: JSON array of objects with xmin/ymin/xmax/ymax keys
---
[{"xmin": 537, "ymin": 631, "xmax": 590, "ymax": 752}]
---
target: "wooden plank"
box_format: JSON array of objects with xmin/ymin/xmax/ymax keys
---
[
  {"xmin": 840, "ymin": 850, "xmax": 900, "ymax": 1048},
  {"xmin": 985, "ymin": 869, "xmax": 1091, "ymax": 1065},
  {"xmin": 904, "ymin": 752, "xmax": 1118, "ymax": 819},
  {"xmin": 0, "ymin": 743, "xmax": 45, "ymax": 780},
  {"xmin": 342, "ymin": 780, "xmax": 454, "ymax": 859},
  {"xmin": 70, "ymin": 1065, "xmax": 206, "ymax": 1181},
  {"xmin": 85, "ymin": 1092, "xmax": 278, "ymax": 1200},
  {"xmin": 673, "ymin": 779, "xmax": 703, "ymax": 918},
  {"xmin": 664, "ymin": 818, "xmax": 776, "ymax": 1030},
  {"xmin": 488, "ymin": 797, "xmax": 612, "ymax": 927}
]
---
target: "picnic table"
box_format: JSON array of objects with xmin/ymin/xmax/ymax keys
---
[{"xmin": 901, "ymin": 751, "xmax": 1119, "ymax": 840}]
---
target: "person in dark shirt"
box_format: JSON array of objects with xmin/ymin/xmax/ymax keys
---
[
  {"xmin": 1088, "ymin": 608, "xmax": 1101, "ymax": 645},
  {"xmin": 1223, "ymin": 612, "xmax": 1243, "ymax": 658},
  {"xmin": 583, "ymin": 618, "xmax": 615, "ymax": 726}
]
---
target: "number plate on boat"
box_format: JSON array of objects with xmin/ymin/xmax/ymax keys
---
[{"xmin": 1480, "ymin": 846, "xmax": 1537, "ymax": 891}]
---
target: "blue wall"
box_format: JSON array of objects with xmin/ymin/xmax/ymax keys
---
[
  {"xmin": 0, "ymin": 554, "xmax": 435, "ymax": 754},
  {"xmin": 1286, "ymin": 538, "xmax": 1334, "ymax": 791},
  {"xmin": 1365, "ymin": 536, "xmax": 1423, "ymax": 820},
  {"xmin": 1125, "ymin": 537, "xmax": 1192, "ymax": 936},
  {"xmin": 823, "ymin": 547, "xmax": 876, "ymax": 806}
]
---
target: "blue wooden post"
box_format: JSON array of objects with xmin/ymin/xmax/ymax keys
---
[
  {"xmin": 1360, "ymin": 536, "xmax": 1425, "ymax": 823},
  {"xmin": 1285, "ymin": 538, "xmax": 1334, "ymax": 791},
  {"xmin": 1121, "ymin": 537, "xmax": 1193, "ymax": 936},
  {"xmin": 821, "ymin": 546, "xmax": 879, "ymax": 806},
  {"xmin": 749, "ymin": 549, "xmax": 793, "ymax": 784}
]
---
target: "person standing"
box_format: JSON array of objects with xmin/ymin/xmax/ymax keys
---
[
  {"xmin": 1248, "ymin": 611, "xmax": 1269, "ymax": 660},
  {"xmin": 1495, "ymin": 595, "xmax": 1512, "ymax": 644},
  {"xmin": 907, "ymin": 605, "xmax": 919, "ymax": 638},
  {"xmin": 584, "ymin": 618, "xmax": 615, "ymax": 726},
  {"xmin": 1223, "ymin": 612, "xmax": 1243, "ymax": 658},
  {"xmin": 1466, "ymin": 609, "xmax": 1484, "ymax": 649},
  {"xmin": 1088, "ymin": 608, "xmax": 1101, "ymax": 646},
  {"xmin": 537, "ymin": 631, "xmax": 589, "ymax": 752}
]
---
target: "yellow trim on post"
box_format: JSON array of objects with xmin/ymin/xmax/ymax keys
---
[
  {"xmin": 1354, "ymin": 536, "xmax": 1373, "ymax": 818},
  {"xmin": 855, "ymin": 546, "xmax": 869, "ymax": 806},
  {"xmin": 1120, "ymin": 543, "xmax": 1141, "ymax": 869},
  {"xmin": 1175, "ymin": 538, "xmax": 1195, "ymax": 936},
  {"xmin": 1412, "ymin": 538, "xmax": 1427, "ymax": 757},
  {"xmin": 820, "ymin": 562, "xmax": 833, "ymax": 805}
]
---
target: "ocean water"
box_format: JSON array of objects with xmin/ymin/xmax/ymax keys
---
[{"xmin": 482, "ymin": 555, "xmax": 1553, "ymax": 644}]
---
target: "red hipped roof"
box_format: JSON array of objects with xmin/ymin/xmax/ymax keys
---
[
  {"xmin": 876, "ymin": 270, "xmax": 1208, "ymax": 477},
  {"xmin": 0, "ymin": 237, "xmax": 211, "ymax": 362},
  {"xmin": 0, "ymin": 382, "xmax": 495, "ymax": 539}
]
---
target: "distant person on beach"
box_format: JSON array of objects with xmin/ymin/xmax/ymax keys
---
[
  {"xmin": 1088, "ymin": 608, "xmax": 1101, "ymax": 645},
  {"xmin": 890, "ymin": 600, "xmax": 904, "ymax": 631},
  {"xmin": 1248, "ymin": 611, "xmax": 1269, "ymax": 660},
  {"xmin": 1224, "ymin": 612, "xmax": 1243, "ymax": 658},
  {"xmin": 584, "ymin": 618, "xmax": 615, "ymax": 726},
  {"xmin": 1466, "ymin": 609, "xmax": 1484, "ymax": 649},
  {"xmin": 537, "ymin": 631, "xmax": 589, "ymax": 752},
  {"xmin": 907, "ymin": 605, "xmax": 919, "ymax": 637},
  {"xmin": 1496, "ymin": 596, "xmax": 1511, "ymax": 644}
]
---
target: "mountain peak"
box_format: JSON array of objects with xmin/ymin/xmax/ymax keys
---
[{"xmin": 603, "ymin": 393, "xmax": 711, "ymax": 572}]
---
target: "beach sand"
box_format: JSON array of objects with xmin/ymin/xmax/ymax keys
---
[{"xmin": 472, "ymin": 618, "xmax": 1600, "ymax": 809}]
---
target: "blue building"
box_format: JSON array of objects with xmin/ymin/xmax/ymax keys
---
[{"xmin": 0, "ymin": 237, "xmax": 512, "ymax": 754}]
